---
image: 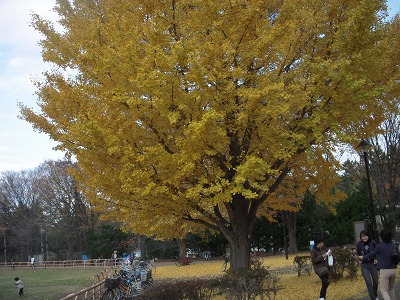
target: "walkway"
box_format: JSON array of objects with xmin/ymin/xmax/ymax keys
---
[{"xmin": 346, "ymin": 279, "xmax": 400, "ymax": 300}]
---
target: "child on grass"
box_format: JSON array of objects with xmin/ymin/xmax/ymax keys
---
[{"xmin": 14, "ymin": 277, "xmax": 24, "ymax": 297}]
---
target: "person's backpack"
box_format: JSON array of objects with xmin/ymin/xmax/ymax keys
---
[{"xmin": 390, "ymin": 242, "xmax": 400, "ymax": 265}]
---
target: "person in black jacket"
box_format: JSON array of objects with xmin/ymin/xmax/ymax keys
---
[
  {"xmin": 356, "ymin": 230, "xmax": 379, "ymax": 300},
  {"xmin": 359, "ymin": 229, "xmax": 398, "ymax": 300},
  {"xmin": 311, "ymin": 236, "xmax": 332, "ymax": 300}
]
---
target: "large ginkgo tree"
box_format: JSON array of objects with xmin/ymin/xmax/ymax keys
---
[{"xmin": 21, "ymin": 0, "xmax": 399, "ymax": 270}]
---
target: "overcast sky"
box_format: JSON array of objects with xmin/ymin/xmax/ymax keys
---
[
  {"xmin": 0, "ymin": 0, "xmax": 62, "ymax": 173},
  {"xmin": 0, "ymin": 0, "xmax": 399, "ymax": 173}
]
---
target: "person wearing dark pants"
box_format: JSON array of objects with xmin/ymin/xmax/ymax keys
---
[
  {"xmin": 359, "ymin": 229, "xmax": 399, "ymax": 300},
  {"xmin": 319, "ymin": 273, "xmax": 329, "ymax": 299},
  {"xmin": 311, "ymin": 236, "xmax": 332, "ymax": 300},
  {"xmin": 357, "ymin": 230, "xmax": 379, "ymax": 300}
]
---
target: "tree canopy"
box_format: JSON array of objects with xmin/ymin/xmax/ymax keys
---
[{"xmin": 21, "ymin": 0, "xmax": 399, "ymax": 269}]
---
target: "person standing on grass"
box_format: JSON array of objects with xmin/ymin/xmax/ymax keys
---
[
  {"xmin": 14, "ymin": 277, "xmax": 24, "ymax": 297},
  {"xmin": 356, "ymin": 230, "xmax": 379, "ymax": 300},
  {"xmin": 311, "ymin": 236, "xmax": 332, "ymax": 300},
  {"xmin": 112, "ymin": 250, "xmax": 118, "ymax": 266},
  {"xmin": 359, "ymin": 228, "xmax": 398, "ymax": 300},
  {"xmin": 30, "ymin": 257, "xmax": 35, "ymax": 269}
]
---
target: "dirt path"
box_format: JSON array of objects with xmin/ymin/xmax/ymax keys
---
[{"xmin": 346, "ymin": 280, "xmax": 400, "ymax": 300}]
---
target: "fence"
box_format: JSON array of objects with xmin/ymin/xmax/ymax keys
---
[
  {"xmin": 59, "ymin": 280, "xmax": 106, "ymax": 300},
  {"xmin": 0, "ymin": 258, "xmax": 124, "ymax": 269},
  {"xmin": 60, "ymin": 268, "xmax": 114, "ymax": 300}
]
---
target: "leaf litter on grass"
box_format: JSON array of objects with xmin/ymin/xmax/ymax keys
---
[{"xmin": 153, "ymin": 253, "xmax": 399, "ymax": 299}]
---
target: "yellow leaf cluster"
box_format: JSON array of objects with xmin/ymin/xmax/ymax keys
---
[{"xmin": 20, "ymin": 0, "xmax": 399, "ymax": 239}]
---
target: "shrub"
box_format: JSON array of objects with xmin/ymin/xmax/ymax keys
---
[
  {"xmin": 219, "ymin": 263, "xmax": 281, "ymax": 300},
  {"xmin": 141, "ymin": 263, "xmax": 282, "ymax": 300},
  {"xmin": 140, "ymin": 278, "xmax": 219, "ymax": 300},
  {"xmin": 293, "ymin": 255, "xmax": 312, "ymax": 277},
  {"xmin": 329, "ymin": 247, "xmax": 358, "ymax": 282},
  {"xmin": 294, "ymin": 248, "xmax": 358, "ymax": 281}
]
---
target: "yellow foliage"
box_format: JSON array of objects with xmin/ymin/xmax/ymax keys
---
[{"xmin": 20, "ymin": 0, "xmax": 399, "ymax": 248}]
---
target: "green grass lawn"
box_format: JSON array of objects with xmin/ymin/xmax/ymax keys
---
[{"xmin": 0, "ymin": 267, "xmax": 104, "ymax": 300}]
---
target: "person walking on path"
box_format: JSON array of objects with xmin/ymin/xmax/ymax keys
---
[
  {"xmin": 14, "ymin": 277, "xmax": 24, "ymax": 297},
  {"xmin": 30, "ymin": 257, "xmax": 35, "ymax": 269},
  {"xmin": 311, "ymin": 236, "xmax": 332, "ymax": 300},
  {"xmin": 356, "ymin": 230, "xmax": 379, "ymax": 300},
  {"xmin": 359, "ymin": 228, "xmax": 398, "ymax": 300}
]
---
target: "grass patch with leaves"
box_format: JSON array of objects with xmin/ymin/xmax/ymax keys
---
[
  {"xmin": 0, "ymin": 267, "xmax": 102, "ymax": 300},
  {"xmin": 154, "ymin": 253, "xmax": 399, "ymax": 299}
]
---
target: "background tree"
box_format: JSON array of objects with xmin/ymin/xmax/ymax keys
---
[
  {"xmin": 0, "ymin": 171, "xmax": 41, "ymax": 261},
  {"xmin": 332, "ymin": 180, "xmax": 374, "ymax": 244},
  {"xmin": 369, "ymin": 115, "xmax": 400, "ymax": 226},
  {"xmin": 339, "ymin": 115, "xmax": 400, "ymax": 234},
  {"xmin": 296, "ymin": 191, "xmax": 337, "ymax": 247},
  {"xmin": 34, "ymin": 160, "xmax": 98, "ymax": 260},
  {"xmin": 21, "ymin": 0, "xmax": 399, "ymax": 270},
  {"xmin": 85, "ymin": 222, "xmax": 131, "ymax": 259},
  {"xmin": 251, "ymin": 216, "xmax": 282, "ymax": 253},
  {"xmin": 0, "ymin": 160, "xmax": 104, "ymax": 261}
]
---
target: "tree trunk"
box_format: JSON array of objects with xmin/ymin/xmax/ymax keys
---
[
  {"xmin": 75, "ymin": 227, "xmax": 82, "ymax": 253},
  {"xmin": 284, "ymin": 211, "xmax": 298, "ymax": 254},
  {"xmin": 178, "ymin": 238, "xmax": 186, "ymax": 258},
  {"xmin": 140, "ymin": 235, "xmax": 146, "ymax": 260},
  {"xmin": 230, "ymin": 235, "xmax": 251, "ymax": 270},
  {"xmin": 223, "ymin": 194, "xmax": 254, "ymax": 271}
]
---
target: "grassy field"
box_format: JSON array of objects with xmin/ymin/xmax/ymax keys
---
[
  {"xmin": 1, "ymin": 254, "xmax": 399, "ymax": 299},
  {"xmin": 0, "ymin": 267, "xmax": 101, "ymax": 300}
]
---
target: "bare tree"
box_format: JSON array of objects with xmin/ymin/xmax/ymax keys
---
[
  {"xmin": 0, "ymin": 160, "xmax": 99, "ymax": 261},
  {"xmin": 369, "ymin": 114, "xmax": 400, "ymax": 225},
  {"xmin": 33, "ymin": 160, "xmax": 98, "ymax": 259},
  {"xmin": 0, "ymin": 171, "xmax": 41, "ymax": 261}
]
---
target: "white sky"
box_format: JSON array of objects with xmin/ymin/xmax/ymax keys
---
[{"xmin": 0, "ymin": 0, "xmax": 399, "ymax": 173}]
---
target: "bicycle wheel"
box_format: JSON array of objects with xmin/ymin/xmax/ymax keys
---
[
  {"xmin": 175, "ymin": 260, "xmax": 182, "ymax": 266},
  {"xmin": 143, "ymin": 281, "xmax": 155, "ymax": 290},
  {"xmin": 100, "ymin": 289, "xmax": 114, "ymax": 300},
  {"xmin": 127, "ymin": 287, "xmax": 140, "ymax": 299}
]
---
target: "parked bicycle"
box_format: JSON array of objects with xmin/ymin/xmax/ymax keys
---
[
  {"xmin": 101, "ymin": 276, "xmax": 139, "ymax": 300},
  {"xmin": 175, "ymin": 256, "xmax": 194, "ymax": 266},
  {"xmin": 101, "ymin": 261, "xmax": 154, "ymax": 299},
  {"xmin": 201, "ymin": 251, "xmax": 212, "ymax": 261},
  {"xmin": 132, "ymin": 259, "xmax": 156, "ymax": 274}
]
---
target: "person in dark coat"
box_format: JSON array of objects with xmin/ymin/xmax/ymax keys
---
[
  {"xmin": 359, "ymin": 228, "xmax": 398, "ymax": 300},
  {"xmin": 356, "ymin": 230, "xmax": 378, "ymax": 300},
  {"xmin": 311, "ymin": 236, "xmax": 332, "ymax": 300}
]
